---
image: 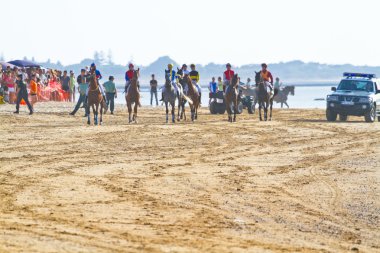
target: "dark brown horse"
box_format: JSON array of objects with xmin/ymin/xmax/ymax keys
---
[
  {"xmin": 225, "ymin": 74, "xmax": 239, "ymax": 122},
  {"xmin": 176, "ymin": 68, "xmax": 193, "ymax": 121},
  {"xmin": 125, "ymin": 68, "xmax": 140, "ymax": 123},
  {"xmin": 87, "ymin": 74, "xmax": 104, "ymax": 125},
  {"xmin": 184, "ymin": 75, "xmax": 200, "ymax": 122},
  {"xmin": 255, "ymin": 71, "xmax": 273, "ymax": 121}
]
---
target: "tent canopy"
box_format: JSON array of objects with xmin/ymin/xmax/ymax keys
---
[
  {"xmin": 0, "ymin": 61, "xmax": 17, "ymax": 69},
  {"xmin": 8, "ymin": 60, "xmax": 40, "ymax": 68}
]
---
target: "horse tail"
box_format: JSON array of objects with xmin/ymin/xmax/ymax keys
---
[{"xmin": 182, "ymin": 94, "xmax": 193, "ymax": 105}]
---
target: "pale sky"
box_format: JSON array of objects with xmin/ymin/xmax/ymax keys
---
[{"xmin": 1, "ymin": 0, "xmax": 380, "ymax": 66}]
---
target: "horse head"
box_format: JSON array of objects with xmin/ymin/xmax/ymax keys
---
[
  {"xmin": 231, "ymin": 74, "xmax": 239, "ymax": 87},
  {"xmin": 89, "ymin": 73, "xmax": 98, "ymax": 89},
  {"xmin": 133, "ymin": 68, "xmax": 140, "ymax": 80},
  {"xmin": 289, "ymin": 86, "xmax": 295, "ymax": 95}
]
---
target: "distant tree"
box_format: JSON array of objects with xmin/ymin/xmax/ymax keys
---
[
  {"xmin": 99, "ymin": 50, "xmax": 106, "ymax": 65},
  {"xmin": 94, "ymin": 51, "xmax": 100, "ymax": 63},
  {"xmin": 0, "ymin": 53, "xmax": 4, "ymax": 61},
  {"xmin": 56, "ymin": 60, "xmax": 63, "ymax": 67},
  {"xmin": 107, "ymin": 49, "xmax": 114, "ymax": 65},
  {"xmin": 31, "ymin": 56, "xmax": 36, "ymax": 62},
  {"xmin": 23, "ymin": 56, "xmax": 28, "ymax": 61},
  {"xmin": 47, "ymin": 58, "xmax": 51, "ymax": 64}
]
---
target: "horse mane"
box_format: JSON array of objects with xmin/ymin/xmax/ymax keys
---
[
  {"xmin": 230, "ymin": 74, "xmax": 238, "ymax": 88},
  {"xmin": 89, "ymin": 74, "xmax": 98, "ymax": 89}
]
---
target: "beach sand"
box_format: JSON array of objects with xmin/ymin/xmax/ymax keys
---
[{"xmin": 0, "ymin": 102, "xmax": 379, "ymax": 253}]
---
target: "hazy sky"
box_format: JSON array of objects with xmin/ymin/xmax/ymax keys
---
[{"xmin": 1, "ymin": 0, "xmax": 379, "ymax": 66}]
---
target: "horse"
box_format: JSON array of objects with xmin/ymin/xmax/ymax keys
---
[
  {"xmin": 176, "ymin": 68, "xmax": 193, "ymax": 121},
  {"xmin": 125, "ymin": 69, "xmax": 141, "ymax": 123},
  {"xmin": 184, "ymin": 75, "xmax": 200, "ymax": 122},
  {"xmin": 273, "ymin": 86, "xmax": 295, "ymax": 108},
  {"xmin": 225, "ymin": 74, "xmax": 239, "ymax": 122},
  {"xmin": 255, "ymin": 71, "xmax": 274, "ymax": 121},
  {"xmin": 87, "ymin": 74, "xmax": 104, "ymax": 125},
  {"xmin": 162, "ymin": 73, "xmax": 177, "ymax": 123}
]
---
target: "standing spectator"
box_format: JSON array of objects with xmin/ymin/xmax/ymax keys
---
[
  {"xmin": 29, "ymin": 74, "xmax": 38, "ymax": 106},
  {"xmin": 61, "ymin": 70, "xmax": 70, "ymax": 101},
  {"xmin": 246, "ymin": 78, "xmax": 252, "ymax": 88},
  {"xmin": 103, "ymin": 76, "xmax": 117, "ymax": 114},
  {"xmin": 150, "ymin": 74, "xmax": 158, "ymax": 106},
  {"xmin": 208, "ymin": 77, "xmax": 217, "ymax": 105},
  {"xmin": 70, "ymin": 69, "xmax": 88, "ymax": 116},
  {"xmin": 14, "ymin": 74, "xmax": 33, "ymax": 114},
  {"xmin": 69, "ymin": 71, "xmax": 76, "ymax": 102},
  {"xmin": 217, "ymin": 76, "xmax": 223, "ymax": 92}
]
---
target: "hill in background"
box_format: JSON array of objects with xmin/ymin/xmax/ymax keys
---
[{"xmin": 30, "ymin": 56, "xmax": 380, "ymax": 87}]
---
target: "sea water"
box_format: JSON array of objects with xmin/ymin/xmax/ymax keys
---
[{"xmin": 111, "ymin": 85, "xmax": 334, "ymax": 109}]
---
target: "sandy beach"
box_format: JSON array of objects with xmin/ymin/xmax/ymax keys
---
[{"xmin": 0, "ymin": 102, "xmax": 379, "ymax": 253}]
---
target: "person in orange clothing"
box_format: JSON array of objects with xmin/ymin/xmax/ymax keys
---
[
  {"xmin": 30, "ymin": 74, "xmax": 38, "ymax": 106},
  {"xmin": 260, "ymin": 63, "xmax": 274, "ymax": 91}
]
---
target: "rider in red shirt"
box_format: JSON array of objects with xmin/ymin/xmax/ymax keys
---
[
  {"xmin": 223, "ymin": 63, "xmax": 234, "ymax": 92},
  {"xmin": 260, "ymin": 63, "xmax": 273, "ymax": 90}
]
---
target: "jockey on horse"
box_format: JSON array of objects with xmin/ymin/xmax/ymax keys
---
[
  {"xmin": 124, "ymin": 63, "xmax": 140, "ymax": 95},
  {"xmin": 85, "ymin": 63, "xmax": 107, "ymax": 108},
  {"xmin": 189, "ymin": 64, "xmax": 202, "ymax": 105},
  {"xmin": 259, "ymin": 63, "xmax": 274, "ymax": 94},
  {"xmin": 160, "ymin": 63, "xmax": 178, "ymax": 101},
  {"xmin": 223, "ymin": 63, "xmax": 235, "ymax": 93}
]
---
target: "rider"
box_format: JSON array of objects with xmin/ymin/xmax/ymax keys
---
[
  {"xmin": 180, "ymin": 64, "xmax": 189, "ymax": 75},
  {"xmin": 85, "ymin": 63, "xmax": 107, "ymax": 106},
  {"xmin": 223, "ymin": 63, "xmax": 234, "ymax": 92},
  {"xmin": 274, "ymin": 77, "xmax": 282, "ymax": 97},
  {"xmin": 125, "ymin": 63, "xmax": 135, "ymax": 94},
  {"xmin": 189, "ymin": 64, "xmax": 202, "ymax": 104},
  {"xmin": 160, "ymin": 63, "xmax": 178, "ymax": 101},
  {"xmin": 260, "ymin": 63, "xmax": 274, "ymax": 91}
]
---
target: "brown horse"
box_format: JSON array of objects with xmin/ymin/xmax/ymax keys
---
[
  {"xmin": 184, "ymin": 75, "xmax": 200, "ymax": 122},
  {"xmin": 225, "ymin": 74, "xmax": 239, "ymax": 122},
  {"xmin": 125, "ymin": 68, "xmax": 140, "ymax": 123},
  {"xmin": 87, "ymin": 74, "xmax": 104, "ymax": 125}
]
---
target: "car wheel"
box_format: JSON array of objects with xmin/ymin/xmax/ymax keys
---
[
  {"xmin": 248, "ymin": 103, "xmax": 255, "ymax": 114},
  {"xmin": 209, "ymin": 101, "xmax": 217, "ymax": 114},
  {"xmin": 365, "ymin": 104, "xmax": 376, "ymax": 123},
  {"xmin": 326, "ymin": 108, "xmax": 337, "ymax": 122},
  {"xmin": 339, "ymin": 114, "xmax": 348, "ymax": 122},
  {"xmin": 236, "ymin": 102, "xmax": 243, "ymax": 114}
]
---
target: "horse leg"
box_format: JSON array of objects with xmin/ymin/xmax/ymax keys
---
[
  {"xmin": 285, "ymin": 101, "xmax": 289, "ymax": 108},
  {"xmin": 87, "ymin": 104, "xmax": 91, "ymax": 125},
  {"xmin": 269, "ymin": 101, "xmax": 273, "ymax": 121},
  {"xmin": 100, "ymin": 102, "xmax": 103, "ymax": 125},
  {"xmin": 233, "ymin": 101, "xmax": 237, "ymax": 122},
  {"xmin": 264, "ymin": 102, "xmax": 268, "ymax": 121},
  {"xmin": 281, "ymin": 102, "xmax": 283, "ymax": 108},
  {"xmin": 94, "ymin": 104, "xmax": 98, "ymax": 125},
  {"xmin": 128, "ymin": 103, "xmax": 132, "ymax": 123},
  {"xmin": 177, "ymin": 100, "xmax": 181, "ymax": 121},
  {"xmin": 172, "ymin": 102, "xmax": 175, "ymax": 123},
  {"xmin": 165, "ymin": 102, "xmax": 169, "ymax": 123},
  {"xmin": 133, "ymin": 103, "xmax": 138, "ymax": 123},
  {"xmin": 259, "ymin": 103, "xmax": 262, "ymax": 121}
]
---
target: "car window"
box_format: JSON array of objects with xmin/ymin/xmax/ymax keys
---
[{"xmin": 338, "ymin": 80, "xmax": 374, "ymax": 92}]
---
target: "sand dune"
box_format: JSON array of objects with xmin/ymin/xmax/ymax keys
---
[{"xmin": 0, "ymin": 102, "xmax": 379, "ymax": 253}]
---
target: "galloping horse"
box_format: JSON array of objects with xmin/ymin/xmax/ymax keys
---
[
  {"xmin": 125, "ymin": 69, "xmax": 141, "ymax": 123},
  {"xmin": 184, "ymin": 75, "xmax": 200, "ymax": 122},
  {"xmin": 87, "ymin": 74, "xmax": 104, "ymax": 125},
  {"xmin": 273, "ymin": 86, "xmax": 295, "ymax": 108},
  {"xmin": 225, "ymin": 74, "xmax": 239, "ymax": 122},
  {"xmin": 255, "ymin": 71, "xmax": 274, "ymax": 121},
  {"xmin": 163, "ymin": 73, "xmax": 177, "ymax": 123}
]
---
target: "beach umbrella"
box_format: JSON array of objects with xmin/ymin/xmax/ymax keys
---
[
  {"xmin": 0, "ymin": 61, "xmax": 16, "ymax": 69},
  {"xmin": 8, "ymin": 60, "xmax": 40, "ymax": 68}
]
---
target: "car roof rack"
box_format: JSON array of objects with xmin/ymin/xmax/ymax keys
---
[{"xmin": 343, "ymin": 72, "xmax": 376, "ymax": 79}]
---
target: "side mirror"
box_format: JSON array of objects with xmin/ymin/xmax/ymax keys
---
[{"xmin": 331, "ymin": 87, "xmax": 336, "ymax": 91}]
